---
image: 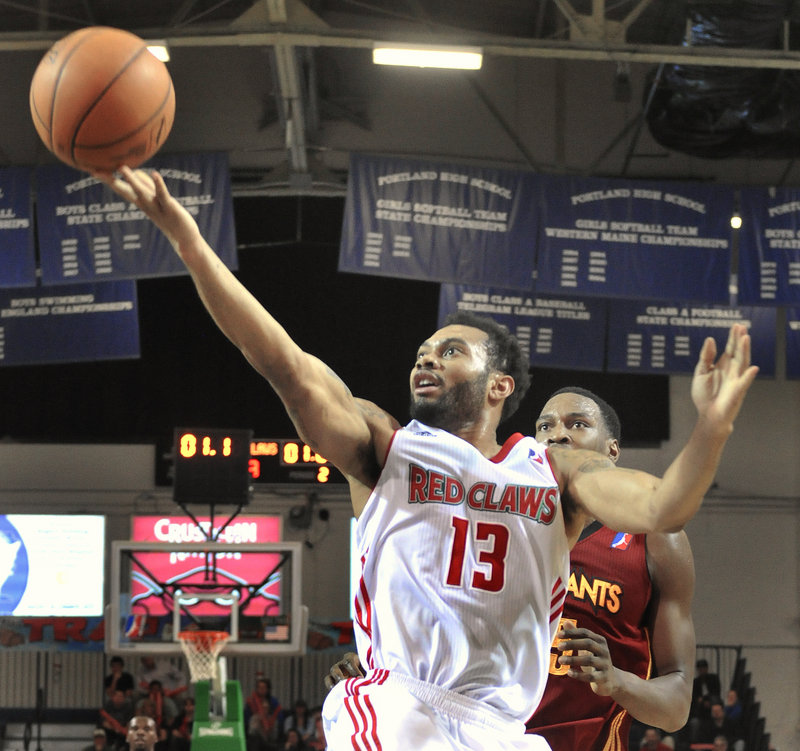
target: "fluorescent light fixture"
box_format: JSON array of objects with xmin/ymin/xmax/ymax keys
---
[
  {"xmin": 147, "ymin": 41, "xmax": 170, "ymax": 62},
  {"xmin": 373, "ymin": 43, "xmax": 482, "ymax": 70}
]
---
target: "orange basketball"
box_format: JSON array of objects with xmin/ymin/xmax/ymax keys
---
[{"xmin": 29, "ymin": 26, "xmax": 175, "ymax": 172}]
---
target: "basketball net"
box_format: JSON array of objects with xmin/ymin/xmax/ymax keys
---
[{"xmin": 178, "ymin": 630, "xmax": 230, "ymax": 684}]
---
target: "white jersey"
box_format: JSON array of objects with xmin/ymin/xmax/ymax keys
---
[{"xmin": 352, "ymin": 420, "xmax": 570, "ymax": 722}]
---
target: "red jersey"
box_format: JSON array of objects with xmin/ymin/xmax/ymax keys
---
[{"xmin": 526, "ymin": 523, "xmax": 653, "ymax": 751}]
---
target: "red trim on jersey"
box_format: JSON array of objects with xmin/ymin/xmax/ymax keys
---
[
  {"xmin": 491, "ymin": 432, "xmax": 524, "ymax": 463},
  {"xmin": 367, "ymin": 429, "xmax": 400, "ymax": 492},
  {"xmin": 549, "ymin": 577, "xmax": 567, "ymax": 624},
  {"xmin": 344, "ymin": 670, "xmax": 389, "ymax": 751},
  {"xmin": 354, "ymin": 552, "xmax": 374, "ymax": 669}
]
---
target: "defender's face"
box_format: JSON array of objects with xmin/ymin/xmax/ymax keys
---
[{"xmin": 535, "ymin": 392, "xmax": 618, "ymax": 460}]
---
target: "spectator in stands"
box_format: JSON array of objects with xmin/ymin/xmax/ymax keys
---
[
  {"xmin": 282, "ymin": 699, "xmax": 314, "ymax": 743},
  {"xmin": 136, "ymin": 680, "xmax": 179, "ymax": 730},
  {"xmin": 683, "ymin": 658, "xmax": 723, "ymax": 747},
  {"xmin": 82, "ymin": 728, "xmax": 110, "ymax": 751},
  {"xmin": 695, "ymin": 700, "xmax": 745, "ymax": 751},
  {"xmin": 713, "ymin": 735, "xmax": 729, "ymax": 751},
  {"xmin": 127, "ymin": 716, "xmax": 158, "ymax": 751},
  {"xmin": 136, "ymin": 657, "xmax": 189, "ymax": 701},
  {"xmin": 724, "ymin": 689, "xmax": 743, "ymax": 724},
  {"xmin": 283, "ymin": 729, "xmax": 306, "ymax": 751},
  {"xmin": 691, "ymin": 659, "xmax": 722, "ymax": 722},
  {"xmin": 642, "ymin": 726, "xmax": 673, "ymax": 750},
  {"xmin": 105, "ymin": 657, "xmax": 135, "ymax": 699},
  {"xmin": 100, "ymin": 688, "xmax": 135, "ymax": 749},
  {"xmin": 169, "ymin": 696, "xmax": 194, "ymax": 751},
  {"xmin": 245, "ymin": 677, "xmax": 283, "ymax": 751},
  {"xmin": 305, "ymin": 710, "xmax": 327, "ymax": 751}
]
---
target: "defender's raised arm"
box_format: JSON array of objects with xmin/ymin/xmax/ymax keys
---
[{"xmin": 553, "ymin": 323, "xmax": 758, "ymax": 539}]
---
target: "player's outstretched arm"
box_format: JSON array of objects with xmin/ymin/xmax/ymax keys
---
[
  {"xmin": 555, "ymin": 324, "xmax": 758, "ymax": 534},
  {"xmin": 96, "ymin": 167, "xmax": 382, "ymax": 484},
  {"xmin": 555, "ymin": 531, "xmax": 695, "ymax": 731}
]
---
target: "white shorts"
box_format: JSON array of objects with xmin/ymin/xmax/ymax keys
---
[{"xmin": 322, "ymin": 669, "xmax": 551, "ymax": 751}]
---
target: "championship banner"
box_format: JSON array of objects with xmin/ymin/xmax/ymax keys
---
[
  {"xmin": 738, "ymin": 187, "xmax": 800, "ymax": 304},
  {"xmin": 36, "ymin": 152, "xmax": 237, "ymax": 285},
  {"xmin": 339, "ymin": 153, "xmax": 539, "ymax": 288},
  {"xmin": 0, "ymin": 280, "xmax": 139, "ymax": 366},
  {"xmin": 607, "ymin": 301, "xmax": 775, "ymax": 376},
  {"xmin": 438, "ymin": 284, "xmax": 607, "ymax": 371},
  {"xmin": 535, "ymin": 175, "xmax": 733, "ymax": 302},
  {"xmin": 0, "ymin": 167, "xmax": 37, "ymax": 288},
  {"xmin": 787, "ymin": 308, "xmax": 800, "ymax": 379}
]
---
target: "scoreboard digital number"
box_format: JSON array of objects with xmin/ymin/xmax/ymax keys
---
[
  {"xmin": 173, "ymin": 428, "xmax": 254, "ymax": 505},
  {"xmin": 167, "ymin": 430, "xmax": 345, "ymax": 492},
  {"xmin": 248, "ymin": 439, "xmax": 345, "ymax": 485}
]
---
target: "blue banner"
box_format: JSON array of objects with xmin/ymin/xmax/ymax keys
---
[
  {"xmin": 0, "ymin": 168, "xmax": 36, "ymax": 288},
  {"xmin": 738, "ymin": 187, "xmax": 800, "ymax": 304},
  {"xmin": 535, "ymin": 175, "xmax": 733, "ymax": 302},
  {"xmin": 0, "ymin": 281, "xmax": 139, "ymax": 365},
  {"xmin": 438, "ymin": 284, "xmax": 607, "ymax": 371},
  {"xmin": 338, "ymin": 153, "xmax": 539, "ymax": 288},
  {"xmin": 36, "ymin": 152, "xmax": 237, "ymax": 285},
  {"xmin": 607, "ymin": 301, "xmax": 775, "ymax": 376},
  {"xmin": 787, "ymin": 308, "xmax": 800, "ymax": 379}
]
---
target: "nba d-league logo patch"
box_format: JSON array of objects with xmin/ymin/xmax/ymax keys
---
[
  {"xmin": 610, "ymin": 532, "xmax": 633, "ymax": 550},
  {"xmin": 528, "ymin": 449, "xmax": 544, "ymax": 465}
]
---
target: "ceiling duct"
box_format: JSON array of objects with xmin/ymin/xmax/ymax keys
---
[{"xmin": 646, "ymin": 0, "xmax": 800, "ymax": 159}]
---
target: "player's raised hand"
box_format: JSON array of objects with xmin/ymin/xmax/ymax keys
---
[
  {"xmin": 691, "ymin": 323, "xmax": 759, "ymax": 432},
  {"xmin": 93, "ymin": 166, "xmax": 199, "ymax": 252}
]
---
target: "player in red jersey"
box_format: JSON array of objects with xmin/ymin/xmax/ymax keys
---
[{"xmin": 526, "ymin": 386, "xmax": 695, "ymax": 751}]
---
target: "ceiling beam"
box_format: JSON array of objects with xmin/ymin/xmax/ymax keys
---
[
  {"xmin": 6, "ymin": 24, "xmax": 800, "ymax": 71},
  {"xmin": 551, "ymin": 0, "xmax": 657, "ymax": 45},
  {"xmin": 258, "ymin": 0, "xmax": 311, "ymax": 178}
]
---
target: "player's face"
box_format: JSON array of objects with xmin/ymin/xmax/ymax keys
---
[
  {"xmin": 127, "ymin": 718, "xmax": 157, "ymax": 751},
  {"xmin": 535, "ymin": 392, "xmax": 619, "ymax": 461},
  {"xmin": 409, "ymin": 325, "xmax": 492, "ymax": 431}
]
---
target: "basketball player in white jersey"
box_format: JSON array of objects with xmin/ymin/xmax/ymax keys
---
[{"xmin": 98, "ymin": 166, "xmax": 758, "ymax": 751}]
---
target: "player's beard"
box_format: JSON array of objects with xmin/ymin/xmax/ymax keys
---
[{"xmin": 409, "ymin": 369, "xmax": 489, "ymax": 433}]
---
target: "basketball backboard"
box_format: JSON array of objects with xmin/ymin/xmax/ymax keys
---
[{"xmin": 106, "ymin": 540, "xmax": 307, "ymax": 656}]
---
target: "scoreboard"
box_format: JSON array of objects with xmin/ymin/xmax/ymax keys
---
[{"xmin": 162, "ymin": 429, "xmax": 345, "ymax": 493}]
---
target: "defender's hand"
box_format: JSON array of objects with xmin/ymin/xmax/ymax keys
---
[
  {"xmin": 691, "ymin": 324, "xmax": 758, "ymax": 433},
  {"xmin": 324, "ymin": 652, "xmax": 364, "ymax": 691},
  {"xmin": 556, "ymin": 626, "xmax": 619, "ymax": 696}
]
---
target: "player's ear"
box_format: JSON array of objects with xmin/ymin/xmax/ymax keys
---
[
  {"xmin": 606, "ymin": 438, "xmax": 620, "ymax": 464},
  {"xmin": 489, "ymin": 372, "xmax": 514, "ymax": 403}
]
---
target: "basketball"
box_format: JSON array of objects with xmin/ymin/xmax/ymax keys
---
[{"xmin": 29, "ymin": 26, "xmax": 175, "ymax": 172}]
